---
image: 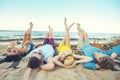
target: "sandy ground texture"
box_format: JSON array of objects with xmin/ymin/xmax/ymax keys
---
[
  {"xmin": 0, "ymin": 39, "xmax": 120, "ymax": 80},
  {"xmin": 0, "ymin": 56, "xmax": 120, "ymax": 80}
]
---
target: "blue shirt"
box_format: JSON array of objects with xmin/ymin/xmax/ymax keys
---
[
  {"xmin": 80, "ymin": 45, "xmax": 120, "ymax": 70},
  {"xmin": 29, "ymin": 44, "xmax": 55, "ymax": 63}
]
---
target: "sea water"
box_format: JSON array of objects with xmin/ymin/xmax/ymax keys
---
[{"xmin": 0, "ymin": 30, "xmax": 120, "ymax": 44}]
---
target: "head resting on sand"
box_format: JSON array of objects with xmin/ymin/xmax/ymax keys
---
[
  {"xmin": 94, "ymin": 52, "xmax": 114, "ymax": 69},
  {"xmin": 27, "ymin": 51, "xmax": 43, "ymax": 69}
]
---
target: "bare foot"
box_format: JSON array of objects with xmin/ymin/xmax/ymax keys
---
[
  {"xmin": 76, "ymin": 23, "xmax": 80, "ymax": 30},
  {"xmin": 68, "ymin": 23, "xmax": 74, "ymax": 31},
  {"xmin": 64, "ymin": 17, "xmax": 67, "ymax": 27},
  {"xmin": 30, "ymin": 22, "xmax": 33, "ymax": 28},
  {"xmin": 64, "ymin": 17, "xmax": 74, "ymax": 32},
  {"xmin": 48, "ymin": 25, "xmax": 53, "ymax": 33}
]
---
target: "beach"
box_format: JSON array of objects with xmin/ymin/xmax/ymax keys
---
[
  {"xmin": 0, "ymin": 38, "xmax": 120, "ymax": 80},
  {"xmin": 0, "ymin": 0, "xmax": 120, "ymax": 79}
]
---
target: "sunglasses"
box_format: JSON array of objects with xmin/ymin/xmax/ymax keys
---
[{"xmin": 34, "ymin": 50, "xmax": 42, "ymax": 55}]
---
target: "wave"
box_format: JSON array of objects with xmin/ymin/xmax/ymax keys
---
[{"xmin": 0, "ymin": 30, "xmax": 120, "ymax": 43}]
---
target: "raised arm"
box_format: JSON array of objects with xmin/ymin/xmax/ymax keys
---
[{"xmin": 40, "ymin": 57, "xmax": 55, "ymax": 71}]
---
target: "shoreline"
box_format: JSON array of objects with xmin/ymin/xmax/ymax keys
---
[
  {"xmin": 0, "ymin": 37, "xmax": 109, "ymax": 47},
  {"xmin": 0, "ymin": 38, "xmax": 106, "ymax": 50},
  {"xmin": 0, "ymin": 38, "xmax": 79, "ymax": 47},
  {"xmin": 0, "ymin": 37, "xmax": 108, "ymax": 41},
  {"xmin": 0, "ymin": 37, "xmax": 108, "ymax": 43},
  {"xmin": 0, "ymin": 38, "xmax": 78, "ymax": 42}
]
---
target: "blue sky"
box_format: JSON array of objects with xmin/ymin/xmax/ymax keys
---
[{"xmin": 0, "ymin": 0, "xmax": 120, "ymax": 33}]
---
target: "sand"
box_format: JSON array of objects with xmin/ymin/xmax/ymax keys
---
[{"xmin": 0, "ymin": 39, "xmax": 120, "ymax": 80}]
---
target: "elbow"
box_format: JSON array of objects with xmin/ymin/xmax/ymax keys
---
[
  {"xmin": 53, "ymin": 58, "xmax": 56, "ymax": 63},
  {"xmin": 47, "ymin": 64, "xmax": 55, "ymax": 71},
  {"xmin": 53, "ymin": 56, "xmax": 58, "ymax": 63}
]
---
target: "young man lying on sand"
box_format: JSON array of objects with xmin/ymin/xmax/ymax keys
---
[
  {"xmin": 0, "ymin": 22, "xmax": 34, "ymax": 68},
  {"xmin": 76, "ymin": 23, "xmax": 120, "ymax": 70},
  {"xmin": 27, "ymin": 26, "xmax": 56, "ymax": 71},
  {"xmin": 53, "ymin": 18, "xmax": 93, "ymax": 68}
]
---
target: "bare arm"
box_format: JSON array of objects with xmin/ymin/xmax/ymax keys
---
[
  {"xmin": 53, "ymin": 55, "xmax": 77, "ymax": 68},
  {"xmin": 40, "ymin": 57, "xmax": 55, "ymax": 71},
  {"xmin": 40, "ymin": 62, "xmax": 55, "ymax": 71},
  {"xmin": 64, "ymin": 61, "xmax": 77, "ymax": 68},
  {"xmin": 53, "ymin": 55, "xmax": 66, "ymax": 67},
  {"xmin": 73, "ymin": 54, "xmax": 93, "ymax": 64}
]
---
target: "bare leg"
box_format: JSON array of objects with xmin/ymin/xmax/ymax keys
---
[
  {"xmin": 43, "ymin": 32, "xmax": 49, "ymax": 45},
  {"xmin": 45, "ymin": 32, "xmax": 49, "ymax": 38},
  {"xmin": 60, "ymin": 18, "xmax": 68, "ymax": 45},
  {"xmin": 22, "ymin": 22, "xmax": 33, "ymax": 44},
  {"xmin": 48, "ymin": 26, "xmax": 53, "ymax": 38},
  {"xmin": 81, "ymin": 29, "xmax": 89, "ymax": 46},
  {"xmin": 76, "ymin": 23, "xmax": 89, "ymax": 50},
  {"xmin": 21, "ymin": 22, "xmax": 33, "ymax": 53},
  {"xmin": 43, "ymin": 26, "xmax": 55, "ymax": 46},
  {"xmin": 48, "ymin": 26, "xmax": 56, "ymax": 47},
  {"xmin": 22, "ymin": 43, "xmax": 29, "ymax": 53},
  {"xmin": 64, "ymin": 18, "xmax": 74, "ymax": 45},
  {"xmin": 65, "ymin": 24, "xmax": 71, "ymax": 45},
  {"xmin": 77, "ymin": 29, "xmax": 84, "ymax": 50},
  {"xmin": 61, "ymin": 35, "xmax": 66, "ymax": 45},
  {"xmin": 59, "ymin": 18, "xmax": 74, "ymax": 46}
]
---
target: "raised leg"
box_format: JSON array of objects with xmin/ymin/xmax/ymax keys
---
[
  {"xmin": 22, "ymin": 22, "xmax": 33, "ymax": 44},
  {"xmin": 64, "ymin": 18, "xmax": 74, "ymax": 45},
  {"xmin": 21, "ymin": 22, "xmax": 33, "ymax": 53},
  {"xmin": 76, "ymin": 23, "xmax": 89, "ymax": 50}
]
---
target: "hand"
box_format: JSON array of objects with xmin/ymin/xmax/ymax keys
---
[{"xmin": 65, "ymin": 61, "xmax": 77, "ymax": 69}]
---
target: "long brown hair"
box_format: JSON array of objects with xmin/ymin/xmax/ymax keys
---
[{"xmin": 97, "ymin": 56, "xmax": 114, "ymax": 69}]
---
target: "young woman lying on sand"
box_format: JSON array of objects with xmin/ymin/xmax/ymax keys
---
[
  {"xmin": 76, "ymin": 23, "xmax": 120, "ymax": 70},
  {"xmin": 53, "ymin": 18, "xmax": 93, "ymax": 68},
  {"xmin": 0, "ymin": 22, "xmax": 34, "ymax": 68}
]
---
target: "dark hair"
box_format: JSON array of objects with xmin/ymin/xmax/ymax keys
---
[
  {"xmin": 27, "ymin": 57, "xmax": 41, "ymax": 69},
  {"xmin": 97, "ymin": 56, "xmax": 114, "ymax": 69}
]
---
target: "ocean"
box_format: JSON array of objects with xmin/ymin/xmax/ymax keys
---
[{"xmin": 0, "ymin": 30, "xmax": 120, "ymax": 44}]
